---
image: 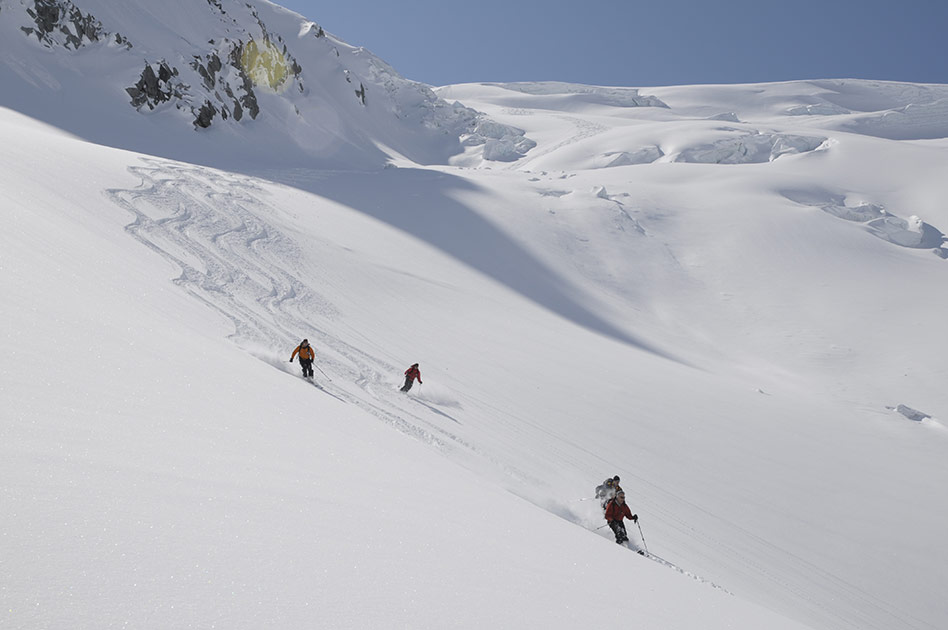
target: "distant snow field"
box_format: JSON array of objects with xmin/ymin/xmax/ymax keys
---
[{"xmin": 2, "ymin": 2, "xmax": 947, "ymax": 630}]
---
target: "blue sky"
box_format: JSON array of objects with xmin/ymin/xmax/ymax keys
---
[{"xmin": 276, "ymin": 0, "xmax": 948, "ymax": 87}]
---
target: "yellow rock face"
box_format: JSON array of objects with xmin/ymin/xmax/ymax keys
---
[{"xmin": 240, "ymin": 39, "xmax": 290, "ymax": 93}]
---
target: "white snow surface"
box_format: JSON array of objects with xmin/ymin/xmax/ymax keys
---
[{"xmin": 3, "ymin": 2, "xmax": 948, "ymax": 630}]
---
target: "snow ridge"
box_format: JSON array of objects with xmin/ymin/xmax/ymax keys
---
[{"xmin": 0, "ymin": 0, "xmax": 535, "ymax": 167}]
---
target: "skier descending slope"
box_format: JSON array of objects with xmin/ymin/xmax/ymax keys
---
[
  {"xmin": 400, "ymin": 363, "xmax": 422, "ymax": 392},
  {"xmin": 604, "ymin": 491, "xmax": 639, "ymax": 547},
  {"xmin": 289, "ymin": 339, "xmax": 316, "ymax": 379}
]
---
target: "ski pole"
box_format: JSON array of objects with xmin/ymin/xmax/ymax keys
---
[
  {"xmin": 595, "ymin": 523, "xmax": 610, "ymax": 530},
  {"xmin": 314, "ymin": 364, "xmax": 332, "ymax": 382},
  {"xmin": 636, "ymin": 519, "xmax": 649, "ymax": 554}
]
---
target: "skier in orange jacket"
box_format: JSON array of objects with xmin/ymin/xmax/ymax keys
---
[{"xmin": 290, "ymin": 339, "xmax": 316, "ymax": 378}]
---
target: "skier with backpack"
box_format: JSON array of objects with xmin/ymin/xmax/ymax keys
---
[
  {"xmin": 400, "ymin": 363, "xmax": 422, "ymax": 392},
  {"xmin": 595, "ymin": 475, "xmax": 623, "ymax": 509},
  {"xmin": 290, "ymin": 339, "xmax": 316, "ymax": 378}
]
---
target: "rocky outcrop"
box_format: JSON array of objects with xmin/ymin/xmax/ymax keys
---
[
  {"xmin": 126, "ymin": 34, "xmax": 304, "ymax": 129},
  {"xmin": 125, "ymin": 61, "xmax": 183, "ymax": 111},
  {"xmin": 193, "ymin": 100, "xmax": 218, "ymax": 129},
  {"xmin": 190, "ymin": 44, "xmax": 260, "ymax": 123},
  {"xmin": 19, "ymin": 0, "xmax": 129, "ymax": 50},
  {"xmin": 14, "ymin": 0, "xmax": 298, "ymax": 131}
]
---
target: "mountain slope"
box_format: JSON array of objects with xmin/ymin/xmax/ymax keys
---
[
  {"xmin": 1, "ymin": 105, "xmax": 813, "ymax": 630},
  {"xmin": 3, "ymin": 2, "xmax": 948, "ymax": 630},
  {"xmin": 0, "ymin": 0, "xmax": 531, "ymax": 169}
]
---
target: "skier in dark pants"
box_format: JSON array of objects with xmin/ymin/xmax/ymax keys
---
[
  {"xmin": 400, "ymin": 363, "xmax": 422, "ymax": 392},
  {"xmin": 290, "ymin": 339, "xmax": 316, "ymax": 378},
  {"xmin": 604, "ymin": 491, "xmax": 638, "ymax": 545}
]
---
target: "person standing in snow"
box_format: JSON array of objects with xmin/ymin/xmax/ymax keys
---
[
  {"xmin": 604, "ymin": 491, "xmax": 638, "ymax": 545},
  {"xmin": 290, "ymin": 339, "xmax": 316, "ymax": 378},
  {"xmin": 400, "ymin": 363, "xmax": 422, "ymax": 392}
]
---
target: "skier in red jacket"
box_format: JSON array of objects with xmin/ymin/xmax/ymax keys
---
[
  {"xmin": 400, "ymin": 363, "xmax": 422, "ymax": 392},
  {"xmin": 604, "ymin": 491, "xmax": 638, "ymax": 545}
]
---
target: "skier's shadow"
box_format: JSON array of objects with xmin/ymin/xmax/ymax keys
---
[
  {"xmin": 413, "ymin": 399, "xmax": 461, "ymax": 424},
  {"xmin": 312, "ymin": 381, "xmax": 348, "ymax": 403},
  {"xmin": 264, "ymin": 357, "xmax": 349, "ymax": 403}
]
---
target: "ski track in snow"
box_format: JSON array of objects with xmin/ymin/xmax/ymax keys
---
[
  {"xmin": 108, "ymin": 157, "xmax": 729, "ymax": 588},
  {"xmin": 520, "ymin": 407, "xmax": 935, "ymax": 630},
  {"xmin": 641, "ymin": 550, "xmax": 732, "ymax": 593},
  {"xmin": 470, "ymin": 388, "xmax": 934, "ymax": 630},
  {"xmin": 105, "ymin": 158, "xmax": 537, "ymax": 478},
  {"xmin": 617, "ymin": 470, "xmax": 938, "ymax": 630},
  {"xmin": 509, "ymin": 114, "xmax": 609, "ymax": 171},
  {"xmin": 443, "ymin": 372, "xmax": 932, "ymax": 630}
]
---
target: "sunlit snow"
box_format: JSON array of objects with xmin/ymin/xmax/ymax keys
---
[{"xmin": 2, "ymin": 2, "xmax": 947, "ymax": 630}]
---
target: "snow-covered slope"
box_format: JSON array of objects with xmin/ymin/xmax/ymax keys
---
[
  {"xmin": 3, "ymin": 2, "xmax": 948, "ymax": 630},
  {"xmin": 0, "ymin": 105, "xmax": 811, "ymax": 630}
]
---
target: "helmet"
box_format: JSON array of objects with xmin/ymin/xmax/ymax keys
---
[{"xmin": 613, "ymin": 475, "xmax": 620, "ymax": 482}]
